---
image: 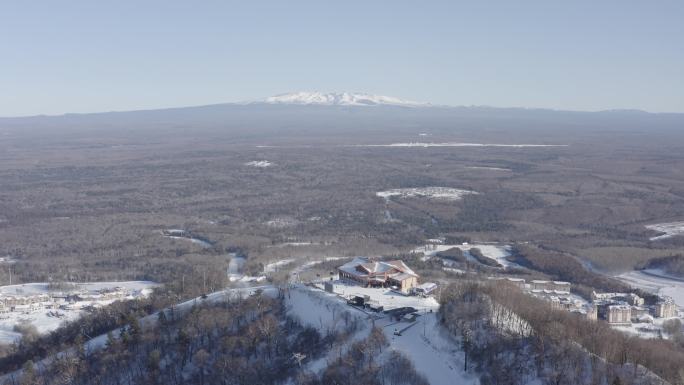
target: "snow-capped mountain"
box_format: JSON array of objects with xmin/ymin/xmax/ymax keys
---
[{"xmin": 262, "ymin": 92, "xmax": 430, "ymax": 107}]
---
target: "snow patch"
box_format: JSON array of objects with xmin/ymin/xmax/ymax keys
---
[
  {"xmin": 245, "ymin": 160, "xmax": 273, "ymax": 168},
  {"xmin": 265, "ymin": 218, "xmax": 298, "ymax": 228},
  {"xmin": 645, "ymin": 221, "xmax": 684, "ymax": 241},
  {"xmin": 413, "ymin": 243, "xmax": 518, "ymax": 269},
  {"xmin": 377, "ymin": 187, "xmax": 476, "ymax": 201},
  {"xmin": 264, "ymin": 259, "xmax": 295, "ymax": 273},
  {"xmin": 465, "ymin": 166, "xmax": 512, "ymax": 171}
]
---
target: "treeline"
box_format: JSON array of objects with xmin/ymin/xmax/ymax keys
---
[
  {"xmin": 640, "ymin": 255, "xmax": 684, "ymax": 278},
  {"xmin": 512, "ymin": 244, "xmax": 630, "ymax": 298},
  {"xmin": 439, "ymin": 281, "xmax": 684, "ymax": 385}
]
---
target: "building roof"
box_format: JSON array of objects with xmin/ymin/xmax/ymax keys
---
[
  {"xmin": 608, "ymin": 305, "xmax": 631, "ymax": 311},
  {"xmin": 417, "ymin": 282, "xmax": 438, "ymax": 291},
  {"xmin": 391, "ymin": 273, "xmax": 415, "ymax": 282},
  {"xmin": 338, "ymin": 257, "xmax": 418, "ymax": 280}
]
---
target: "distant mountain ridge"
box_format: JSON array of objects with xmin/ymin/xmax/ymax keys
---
[{"xmin": 261, "ymin": 92, "xmax": 430, "ymax": 107}]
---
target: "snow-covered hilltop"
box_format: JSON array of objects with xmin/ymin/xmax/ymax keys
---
[{"xmin": 262, "ymin": 91, "xmax": 430, "ymax": 107}]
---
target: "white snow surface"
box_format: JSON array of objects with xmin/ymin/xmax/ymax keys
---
[
  {"xmin": 377, "ymin": 187, "xmax": 476, "ymax": 201},
  {"xmin": 288, "ymin": 284, "xmax": 477, "ymax": 385},
  {"xmin": 612, "ymin": 317, "xmax": 678, "ymax": 340},
  {"xmin": 265, "ymin": 218, "xmax": 298, "ymax": 228},
  {"xmin": 264, "ymin": 258, "xmax": 295, "ymax": 273},
  {"xmin": 263, "ymin": 92, "xmax": 429, "ymax": 107},
  {"xmin": 0, "ymin": 281, "xmax": 156, "ymax": 297},
  {"xmin": 414, "ymin": 243, "xmax": 517, "ymax": 269},
  {"xmin": 645, "ymin": 221, "xmax": 684, "ymax": 241},
  {"xmin": 617, "ymin": 270, "xmax": 684, "ymax": 310},
  {"xmin": 331, "ymin": 282, "xmax": 439, "ymax": 311},
  {"xmin": 465, "ymin": 166, "xmax": 512, "ymax": 171},
  {"xmin": 227, "ymin": 255, "xmax": 267, "ymax": 283},
  {"xmin": 245, "ymin": 160, "xmax": 273, "ymax": 168}
]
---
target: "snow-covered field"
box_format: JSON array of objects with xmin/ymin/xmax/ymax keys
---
[
  {"xmin": 645, "ymin": 221, "xmax": 684, "ymax": 241},
  {"xmin": 384, "ymin": 312, "xmax": 479, "ymax": 385},
  {"xmin": 414, "ymin": 243, "xmax": 517, "ymax": 269},
  {"xmin": 359, "ymin": 142, "xmax": 567, "ymax": 148},
  {"xmin": 286, "ymin": 284, "xmax": 477, "ymax": 385},
  {"xmin": 617, "ymin": 270, "xmax": 684, "ymax": 310},
  {"xmin": 0, "ymin": 281, "xmax": 157, "ymax": 345},
  {"xmin": 377, "ymin": 187, "xmax": 476, "ymax": 201},
  {"xmin": 265, "ymin": 217, "xmax": 298, "ymax": 228},
  {"xmin": 464, "ymin": 166, "xmax": 512, "ymax": 171},
  {"xmin": 245, "ymin": 160, "xmax": 273, "ymax": 168}
]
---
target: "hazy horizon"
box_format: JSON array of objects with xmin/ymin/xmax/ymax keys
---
[
  {"xmin": 2, "ymin": 90, "xmax": 683, "ymax": 119},
  {"xmin": 1, "ymin": 1, "xmax": 683, "ymax": 116}
]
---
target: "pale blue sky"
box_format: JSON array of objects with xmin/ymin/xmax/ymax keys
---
[{"xmin": 1, "ymin": 1, "xmax": 683, "ymax": 116}]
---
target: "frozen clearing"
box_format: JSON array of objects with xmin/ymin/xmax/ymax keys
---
[
  {"xmin": 413, "ymin": 243, "xmax": 517, "ymax": 269},
  {"xmin": 645, "ymin": 221, "xmax": 684, "ymax": 241},
  {"xmin": 377, "ymin": 187, "xmax": 477, "ymax": 201},
  {"xmin": 617, "ymin": 270, "xmax": 684, "ymax": 310},
  {"xmin": 358, "ymin": 142, "xmax": 567, "ymax": 148},
  {"xmin": 245, "ymin": 160, "xmax": 273, "ymax": 167}
]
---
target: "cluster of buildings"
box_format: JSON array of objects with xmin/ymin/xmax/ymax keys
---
[
  {"xmin": 488, "ymin": 277, "xmax": 582, "ymax": 312},
  {"xmin": 592, "ymin": 291, "xmax": 678, "ymax": 325},
  {"xmin": 0, "ymin": 286, "xmax": 133, "ymax": 315},
  {"xmin": 338, "ymin": 257, "xmax": 419, "ymax": 294},
  {"xmin": 336, "ymin": 257, "xmax": 681, "ymax": 331}
]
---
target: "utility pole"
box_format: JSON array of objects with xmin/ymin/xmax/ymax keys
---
[
  {"xmin": 423, "ymin": 309, "xmax": 426, "ymax": 337},
  {"xmin": 8, "ymin": 265, "xmax": 11, "ymax": 286},
  {"xmin": 203, "ymin": 270, "xmax": 207, "ymax": 293}
]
